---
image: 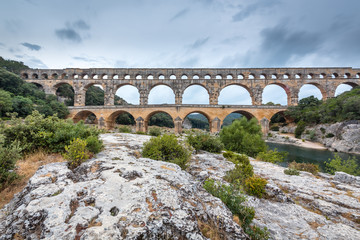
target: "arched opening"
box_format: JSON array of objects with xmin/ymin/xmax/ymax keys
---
[
  {"xmin": 115, "ymin": 84, "xmax": 139, "ymax": 105},
  {"xmin": 124, "ymin": 74, "xmax": 130, "ymax": 79},
  {"xmin": 55, "ymin": 83, "xmax": 74, "ymax": 106},
  {"xmin": 112, "ymin": 74, "xmax": 119, "ymax": 79},
  {"xmin": 183, "ymin": 112, "xmax": 210, "ymax": 131},
  {"xmin": 32, "ymin": 73, "xmax": 39, "ymax": 79},
  {"xmin": 216, "ymin": 75, "xmax": 222, "ymax": 79},
  {"xmin": 271, "ymin": 74, "xmax": 277, "ymax": 79},
  {"xmin": 319, "ymin": 73, "xmax": 326, "ymax": 79},
  {"xmin": 299, "ymin": 84, "xmax": 323, "ymax": 100},
  {"xmin": 335, "ymin": 83, "xmax": 358, "ymax": 96},
  {"xmin": 181, "ymin": 74, "xmax": 188, "ymax": 79},
  {"xmin": 147, "ymin": 75, "xmax": 154, "ymax": 80},
  {"xmin": 147, "ymin": 111, "xmax": 174, "ymax": 129},
  {"xmin": 148, "ymin": 85, "xmax": 175, "ymax": 104},
  {"xmin": 332, "ymin": 73, "xmax": 339, "ymax": 79},
  {"xmin": 61, "ymin": 73, "xmax": 68, "ymax": 79},
  {"xmin": 204, "ymin": 75, "xmax": 211, "ymax": 79},
  {"xmin": 295, "ymin": 74, "xmax": 301, "ymax": 79},
  {"xmin": 307, "ymin": 74, "xmax": 313, "ymax": 79},
  {"xmin": 102, "ymin": 74, "xmax": 108, "ymax": 79},
  {"xmin": 41, "ymin": 73, "xmax": 48, "ymax": 79},
  {"xmin": 85, "ymin": 84, "xmax": 104, "ymax": 106},
  {"xmin": 283, "ymin": 74, "xmax": 289, "ymax": 79},
  {"xmin": 221, "ymin": 111, "xmax": 255, "ymax": 128},
  {"xmin": 135, "ymin": 74, "xmax": 142, "ymax": 79},
  {"xmin": 260, "ymin": 74, "xmax": 266, "ymax": 79},
  {"xmin": 22, "ymin": 73, "xmax": 29, "ymax": 79},
  {"xmin": 193, "ymin": 75, "xmax": 199, "ymax": 79},
  {"xmin": 30, "ymin": 82, "xmax": 44, "ymax": 91},
  {"xmin": 92, "ymin": 74, "xmax": 99, "ymax": 79},
  {"xmin": 107, "ymin": 110, "xmax": 136, "ymax": 130},
  {"xmin": 182, "ymin": 84, "xmax": 209, "ymax": 104},
  {"xmin": 226, "ymin": 74, "xmax": 233, "ymax": 79},
  {"xmin": 248, "ymin": 74, "xmax": 255, "ymax": 79},
  {"xmin": 73, "ymin": 111, "xmax": 98, "ymax": 124},
  {"xmin": 269, "ymin": 111, "xmax": 287, "ymax": 131},
  {"xmin": 219, "ymin": 85, "xmax": 252, "ymax": 105},
  {"xmin": 159, "ymin": 74, "xmax": 165, "ymax": 80},
  {"xmin": 51, "ymin": 73, "xmax": 58, "ymax": 79},
  {"xmin": 238, "ymin": 74, "xmax": 244, "ymax": 79},
  {"xmin": 170, "ymin": 74, "xmax": 176, "ymax": 79},
  {"xmin": 82, "ymin": 74, "xmax": 89, "ymax": 79},
  {"xmin": 262, "ymin": 84, "xmax": 289, "ymax": 105}
]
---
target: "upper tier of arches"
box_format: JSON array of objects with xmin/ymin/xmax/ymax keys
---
[{"xmin": 21, "ymin": 67, "xmax": 360, "ymax": 80}]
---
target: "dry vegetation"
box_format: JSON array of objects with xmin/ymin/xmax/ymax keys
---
[{"xmin": 0, "ymin": 150, "xmax": 65, "ymax": 209}]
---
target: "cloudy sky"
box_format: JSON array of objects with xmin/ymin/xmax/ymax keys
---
[{"xmin": 1, "ymin": 0, "xmax": 358, "ymax": 105}]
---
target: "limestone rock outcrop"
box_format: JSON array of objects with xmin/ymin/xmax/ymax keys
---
[{"xmin": 0, "ymin": 134, "xmax": 247, "ymax": 240}]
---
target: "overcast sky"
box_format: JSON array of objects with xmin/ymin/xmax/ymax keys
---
[{"xmin": 1, "ymin": 0, "xmax": 358, "ymax": 105}]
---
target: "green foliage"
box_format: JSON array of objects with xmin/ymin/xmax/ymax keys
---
[
  {"xmin": 142, "ymin": 134, "xmax": 191, "ymax": 169},
  {"xmin": 257, "ymin": 148, "xmax": 288, "ymax": 164},
  {"xmin": 270, "ymin": 112, "xmax": 286, "ymax": 124},
  {"xmin": 270, "ymin": 125, "xmax": 280, "ymax": 131},
  {"xmin": 117, "ymin": 125, "xmax": 132, "ymax": 133},
  {"xmin": 285, "ymin": 88, "xmax": 360, "ymax": 125},
  {"xmin": 325, "ymin": 153, "xmax": 360, "ymax": 176},
  {"xmin": 244, "ymin": 176, "xmax": 268, "ymax": 198},
  {"xmin": 85, "ymin": 136, "xmax": 103, "ymax": 154},
  {"xmin": 63, "ymin": 138, "xmax": 89, "ymax": 169},
  {"xmin": 224, "ymin": 161, "xmax": 254, "ymax": 185},
  {"xmin": 186, "ymin": 115, "xmax": 209, "ymax": 130},
  {"xmin": 203, "ymin": 179, "xmax": 255, "ymax": 227},
  {"xmin": 220, "ymin": 118, "xmax": 267, "ymax": 157},
  {"xmin": 294, "ymin": 120, "xmax": 306, "ymax": 139},
  {"xmin": 288, "ymin": 161, "xmax": 319, "ymax": 175},
  {"xmin": 0, "ymin": 111, "xmax": 102, "ymax": 154},
  {"xmin": 325, "ymin": 133, "xmax": 335, "ymax": 138},
  {"xmin": 320, "ymin": 127, "xmax": 326, "ymax": 134},
  {"xmin": 187, "ymin": 132, "xmax": 224, "ymax": 153},
  {"xmin": 308, "ymin": 130, "xmax": 316, "ymax": 141},
  {"xmin": 284, "ymin": 168, "xmax": 300, "ymax": 176},
  {"xmin": 0, "ymin": 56, "xmax": 29, "ymax": 74},
  {"xmin": 11, "ymin": 96, "xmax": 34, "ymax": 118},
  {"xmin": 0, "ymin": 68, "xmax": 24, "ymax": 93},
  {"xmin": 148, "ymin": 127, "xmax": 162, "ymax": 136},
  {"xmin": 0, "ymin": 89, "xmax": 13, "ymax": 117},
  {"xmin": 223, "ymin": 151, "xmax": 250, "ymax": 165},
  {"xmin": 115, "ymin": 113, "xmax": 135, "ymax": 125},
  {"xmin": 222, "ymin": 113, "xmax": 243, "ymax": 127},
  {"xmin": 85, "ymin": 86, "xmax": 104, "ymax": 106},
  {"xmin": 56, "ymin": 84, "xmax": 74, "ymax": 106},
  {"xmin": 149, "ymin": 112, "xmax": 174, "ymax": 128},
  {"xmin": 0, "ymin": 141, "xmax": 22, "ymax": 191}
]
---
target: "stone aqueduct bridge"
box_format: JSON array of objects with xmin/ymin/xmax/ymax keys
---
[{"xmin": 21, "ymin": 67, "xmax": 360, "ymax": 134}]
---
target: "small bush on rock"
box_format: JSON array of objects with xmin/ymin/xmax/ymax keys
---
[
  {"xmin": 85, "ymin": 136, "xmax": 103, "ymax": 154},
  {"xmin": 187, "ymin": 132, "xmax": 224, "ymax": 153},
  {"xmin": 63, "ymin": 138, "xmax": 89, "ymax": 169},
  {"xmin": 142, "ymin": 134, "xmax": 191, "ymax": 170},
  {"xmin": 284, "ymin": 168, "xmax": 300, "ymax": 176},
  {"xmin": 0, "ymin": 141, "xmax": 22, "ymax": 190},
  {"xmin": 244, "ymin": 176, "xmax": 268, "ymax": 198},
  {"xmin": 325, "ymin": 133, "xmax": 334, "ymax": 138},
  {"xmin": 117, "ymin": 125, "xmax": 132, "ymax": 133},
  {"xmin": 224, "ymin": 162, "xmax": 254, "ymax": 185},
  {"xmin": 257, "ymin": 148, "xmax": 288, "ymax": 164},
  {"xmin": 294, "ymin": 120, "xmax": 306, "ymax": 139},
  {"xmin": 220, "ymin": 118, "xmax": 266, "ymax": 157},
  {"xmin": 288, "ymin": 161, "xmax": 319, "ymax": 175},
  {"xmin": 223, "ymin": 151, "xmax": 250, "ymax": 165},
  {"xmin": 148, "ymin": 127, "xmax": 162, "ymax": 136},
  {"xmin": 325, "ymin": 153, "xmax": 360, "ymax": 176}
]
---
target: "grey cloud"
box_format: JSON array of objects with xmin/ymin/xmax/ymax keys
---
[
  {"xmin": 259, "ymin": 24, "xmax": 321, "ymax": 65},
  {"xmin": 189, "ymin": 37, "xmax": 210, "ymax": 49},
  {"xmin": 73, "ymin": 56, "xmax": 98, "ymax": 62},
  {"xmin": 55, "ymin": 28, "xmax": 82, "ymax": 43},
  {"xmin": 170, "ymin": 8, "xmax": 189, "ymax": 22},
  {"xmin": 55, "ymin": 20, "xmax": 91, "ymax": 43},
  {"xmin": 27, "ymin": 58, "xmax": 47, "ymax": 68},
  {"xmin": 0, "ymin": 43, "xmax": 5, "ymax": 48},
  {"xmin": 5, "ymin": 20, "xmax": 21, "ymax": 33},
  {"xmin": 232, "ymin": 0, "xmax": 280, "ymax": 22},
  {"xmin": 180, "ymin": 57, "xmax": 199, "ymax": 67},
  {"xmin": 73, "ymin": 20, "xmax": 90, "ymax": 30},
  {"xmin": 21, "ymin": 42, "xmax": 41, "ymax": 51}
]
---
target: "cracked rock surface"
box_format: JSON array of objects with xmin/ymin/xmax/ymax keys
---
[{"xmin": 0, "ymin": 133, "xmax": 247, "ymax": 240}]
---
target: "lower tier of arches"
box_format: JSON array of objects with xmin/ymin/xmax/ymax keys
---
[{"xmin": 68, "ymin": 105, "xmax": 287, "ymax": 135}]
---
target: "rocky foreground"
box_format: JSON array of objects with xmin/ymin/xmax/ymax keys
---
[{"xmin": 1, "ymin": 133, "xmax": 360, "ymax": 239}]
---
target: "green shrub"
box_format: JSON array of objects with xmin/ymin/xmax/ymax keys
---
[
  {"xmin": 63, "ymin": 138, "xmax": 89, "ymax": 169},
  {"xmin": 85, "ymin": 136, "xmax": 103, "ymax": 154},
  {"xmin": 187, "ymin": 132, "xmax": 224, "ymax": 153},
  {"xmin": 220, "ymin": 118, "xmax": 267, "ymax": 157},
  {"xmin": 244, "ymin": 176, "xmax": 267, "ymax": 198},
  {"xmin": 0, "ymin": 111, "xmax": 102, "ymax": 154},
  {"xmin": 320, "ymin": 127, "xmax": 326, "ymax": 134},
  {"xmin": 284, "ymin": 168, "xmax": 300, "ymax": 176},
  {"xmin": 223, "ymin": 151, "xmax": 250, "ymax": 165},
  {"xmin": 203, "ymin": 179, "xmax": 255, "ymax": 227},
  {"xmin": 117, "ymin": 125, "xmax": 132, "ymax": 133},
  {"xmin": 142, "ymin": 134, "xmax": 191, "ymax": 170},
  {"xmin": 136, "ymin": 131, "xmax": 146, "ymax": 135},
  {"xmin": 288, "ymin": 161, "xmax": 319, "ymax": 175},
  {"xmin": 0, "ymin": 141, "xmax": 22, "ymax": 190},
  {"xmin": 325, "ymin": 133, "xmax": 335, "ymax": 138},
  {"xmin": 257, "ymin": 148, "xmax": 288, "ymax": 164},
  {"xmin": 325, "ymin": 153, "xmax": 360, "ymax": 176},
  {"xmin": 244, "ymin": 225, "xmax": 270, "ymax": 240},
  {"xmin": 148, "ymin": 127, "xmax": 162, "ymax": 136},
  {"xmin": 294, "ymin": 120, "xmax": 306, "ymax": 139},
  {"xmin": 224, "ymin": 162, "xmax": 254, "ymax": 185},
  {"xmin": 270, "ymin": 126, "xmax": 279, "ymax": 131}
]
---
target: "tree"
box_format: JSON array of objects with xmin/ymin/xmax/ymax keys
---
[
  {"xmin": 0, "ymin": 68, "xmax": 23, "ymax": 94},
  {"xmin": 85, "ymin": 86, "xmax": 104, "ymax": 106},
  {"xmin": 220, "ymin": 118, "xmax": 267, "ymax": 157},
  {"xmin": 0, "ymin": 89, "xmax": 13, "ymax": 117},
  {"xmin": 12, "ymin": 96, "xmax": 34, "ymax": 117},
  {"xmin": 0, "ymin": 56, "xmax": 29, "ymax": 74}
]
